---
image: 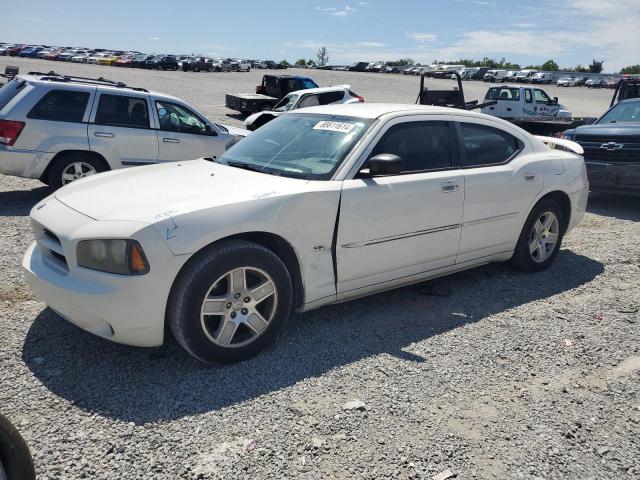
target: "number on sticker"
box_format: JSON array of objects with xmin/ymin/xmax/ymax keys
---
[{"xmin": 313, "ymin": 121, "xmax": 355, "ymax": 133}]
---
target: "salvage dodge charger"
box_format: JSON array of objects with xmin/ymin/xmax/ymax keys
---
[{"xmin": 23, "ymin": 104, "xmax": 588, "ymax": 363}]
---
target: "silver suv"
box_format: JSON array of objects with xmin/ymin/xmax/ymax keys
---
[{"xmin": 0, "ymin": 72, "xmax": 248, "ymax": 188}]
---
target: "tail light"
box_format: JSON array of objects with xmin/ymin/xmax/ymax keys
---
[
  {"xmin": 355, "ymin": 95, "xmax": 365, "ymax": 102},
  {"xmin": 0, "ymin": 120, "xmax": 25, "ymax": 146},
  {"xmin": 349, "ymin": 90, "xmax": 364, "ymax": 102}
]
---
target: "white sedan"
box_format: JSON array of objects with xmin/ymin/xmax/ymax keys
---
[
  {"xmin": 23, "ymin": 104, "xmax": 588, "ymax": 364},
  {"xmin": 243, "ymin": 85, "xmax": 364, "ymax": 130}
]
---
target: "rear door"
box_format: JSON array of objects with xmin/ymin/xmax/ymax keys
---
[
  {"xmin": 88, "ymin": 91, "xmax": 158, "ymax": 167},
  {"xmin": 153, "ymin": 99, "xmax": 226, "ymax": 161},
  {"xmin": 455, "ymin": 119, "xmax": 543, "ymax": 263}
]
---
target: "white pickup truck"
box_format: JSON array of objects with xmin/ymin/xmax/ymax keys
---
[{"xmin": 480, "ymin": 85, "xmax": 593, "ymax": 135}]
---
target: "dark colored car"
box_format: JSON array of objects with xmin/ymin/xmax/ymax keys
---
[
  {"xmin": 471, "ymin": 67, "xmax": 490, "ymax": 80},
  {"xmin": 131, "ymin": 54, "xmax": 153, "ymax": 68},
  {"xmin": 182, "ymin": 57, "xmax": 212, "ymax": 72},
  {"xmin": 145, "ymin": 55, "xmax": 178, "ymax": 70},
  {"xmin": 18, "ymin": 46, "xmax": 42, "ymax": 58},
  {"xmin": 564, "ymin": 98, "xmax": 640, "ymax": 195}
]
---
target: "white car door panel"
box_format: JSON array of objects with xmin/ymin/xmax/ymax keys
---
[
  {"xmin": 336, "ymin": 118, "xmax": 464, "ymax": 295},
  {"xmin": 456, "ymin": 121, "xmax": 543, "ymax": 263},
  {"xmin": 88, "ymin": 92, "xmax": 158, "ymax": 167}
]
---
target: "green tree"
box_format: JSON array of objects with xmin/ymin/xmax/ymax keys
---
[
  {"xmin": 279, "ymin": 59, "xmax": 291, "ymax": 67},
  {"xmin": 540, "ymin": 59, "xmax": 559, "ymax": 71},
  {"xmin": 589, "ymin": 59, "xmax": 604, "ymax": 73},
  {"xmin": 294, "ymin": 58, "xmax": 307, "ymax": 66},
  {"xmin": 620, "ymin": 65, "xmax": 640, "ymax": 74},
  {"xmin": 316, "ymin": 47, "xmax": 329, "ymax": 67},
  {"xmin": 385, "ymin": 58, "xmax": 415, "ymax": 67},
  {"xmin": 306, "ymin": 59, "xmax": 316, "ymax": 67}
]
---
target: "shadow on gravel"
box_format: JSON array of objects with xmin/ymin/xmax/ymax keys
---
[
  {"xmin": 587, "ymin": 193, "xmax": 640, "ymax": 222},
  {"xmin": 22, "ymin": 250, "xmax": 603, "ymax": 424},
  {"xmin": 0, "ymin": 186, "xmax": 50, "ymax": 217}
]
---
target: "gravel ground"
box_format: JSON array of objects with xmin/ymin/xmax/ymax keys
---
[{"xmin": 1, "ymin": 58, "xmax": 639, "ymax": 479}]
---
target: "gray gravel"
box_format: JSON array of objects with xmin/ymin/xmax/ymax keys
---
[{"xmin": 1, "ymin": 58, "xmax": 640, "ymax": 479}]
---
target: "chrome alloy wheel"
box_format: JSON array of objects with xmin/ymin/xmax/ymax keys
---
[
  {"xmin": 528, "ymin": 211, "xmax": 560, "ymax": 263},
  {"xmin": 61, "ymin": 161, "xmax": 98, "ymax": 184},
  {"xmin": 200, "ymin": 267, "xmax": 278, "ymax": 347}
]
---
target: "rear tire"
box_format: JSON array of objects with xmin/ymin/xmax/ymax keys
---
[
  {"xmin": 511, "ymin": 199, "xmax": 565, "ymax": 272},
  {"xmin": 167, "ymin": 240, "xmax": 293, "ymax": 364},
  {"xmin": 48, "ymin": 153, "xmax": 107, "ymax": 189},
  {"xmin": 0, "ymin": 413, "xmax": 36, "ymax": 480}
]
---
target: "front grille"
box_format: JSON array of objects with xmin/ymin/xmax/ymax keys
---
[
  {"xmin": 575, "ymin": 134, "xmax": 640, "ymax": 144},
  {"xmin": 582, "ymin": 147, "xmax": 640, "ymax": 163},
  {"xmin": 43, "ymin": 228, "xmax": 60, "ymax": 243},
  {"xmin": 32, "ymin": 221, "xmax": 68, "ymax": 271}
]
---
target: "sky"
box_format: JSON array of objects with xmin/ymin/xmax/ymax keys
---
[{"xmin": 1, "ymin": 0, "xmax": 638, "ymax": 72}]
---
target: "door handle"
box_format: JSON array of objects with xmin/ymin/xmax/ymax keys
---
[
  {"xmin": 94, "ymin": 132, "xmax": 114, "ymax": 138},
  {"xmin": 441, "ymin": 181, "xmax": 459, "ymax": 192},
  {"xmin": 524, "ymin": 171, "xmax": 537, "ymax": 181},
  {"xmin": 162, "ymin": 138, "xmax": 180, "ymax": 143}
]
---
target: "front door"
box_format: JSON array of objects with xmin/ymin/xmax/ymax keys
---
[
  {"xmin": 337, "ymin": 118, "xmax": 464, "ymax": 296},
  {"xmin": 88, "ymin": 92, "xmax": 158, "ymax": 167},
  {"xmin": 153, "ymin": 99, "xmax": 226, "ymax": 162}
]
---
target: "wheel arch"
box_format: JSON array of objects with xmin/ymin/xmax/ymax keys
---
[
  {"xmin": 169, "ymin": 231, "xmax": 305, "ymax": 312},
  {"xmin": 40, "ymin": 150, "xmax": 111, "ymax": 183},
  {"xmin": 536, "ymin": 190, "xmax": 571, "ymax": 232}
]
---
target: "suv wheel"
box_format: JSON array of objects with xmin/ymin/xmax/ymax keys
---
[
  {"xmin": 48, "ymin": 153, "xmax": 107, "ymax": 189},
  {"xmin": 168, "ymin": 240, "xmax": 293, "ymax": 364}
]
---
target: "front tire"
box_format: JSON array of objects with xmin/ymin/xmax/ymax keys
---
[
  {"xmin": 0, "ymin": 413, "xmax": 36, "ymax": 480},
  {"xmin": 511, "ymin": 199, "xmax": 565, "ymax": 272},
  {"xmin": 167, "ymin": 240, "xmax": 293, "ymax": 364}
]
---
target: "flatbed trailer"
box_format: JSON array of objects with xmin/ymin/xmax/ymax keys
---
[
  {"xmin": 225, "ymin": 93, "xmax": 278, "ymax": 114},
  {"xmin": 501, "ymin": 117, "xmax": 593, "ymax": 136}
]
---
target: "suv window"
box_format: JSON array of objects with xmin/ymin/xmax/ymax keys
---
[
  {"xmin": 525, "ymin": 89, "xmax": 533, "ymax": 103},
  {"xmin": 156, "ymin": 100, "xmax": 208, "ymax": 135},
  {"xmin": 27, "ymin": 89, "xmax": 89, "ymax": 122},
  {"xmin": 0, "ymin": 79, "xmax": 27, "ymax": 113},
  {"xmin": 318, "ymin": 91, "xmax": 345, "ymax": 105},
  {"xmin": 370, "ymin": 121, "xmax": 452, "ymax": 173},
  {"xmin": 459, "ymin": 123, "xmax": 522, "ymax": 167},
  {"xmin": 486, "ymin": 87, "xmax": 520, "ymax": 101},
  {"xmin": 95, "ymin": 94, "xmax": 149, "ymax": 128}
]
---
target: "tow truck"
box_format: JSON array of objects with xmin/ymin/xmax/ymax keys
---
[
  {"xmin": 415, "ymin": 72, "xmax": 593, "ymax": 136},
  {"xmin": 225, "ymin": 74, "xmax": 319, "ymax": 114}
]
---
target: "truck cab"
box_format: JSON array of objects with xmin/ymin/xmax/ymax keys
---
[
  {"xmin": 256, "ymin": 75, "xmax": 318, "ymax": 98},
  {"xmin": 481, "ymin": 85, "xmax": 570, "ymax": 118}
]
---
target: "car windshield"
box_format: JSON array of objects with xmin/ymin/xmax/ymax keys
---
[
  {"xmin": 219, "ymin": 113, "xmax": 374, "ymax": 180},
  {"xmin": 597, "ymin": 101, "xmax": 640, "ymax": 124},
  {"xmin": 272, "ymin": 94, "xmax": 299, "ymax": 112}
]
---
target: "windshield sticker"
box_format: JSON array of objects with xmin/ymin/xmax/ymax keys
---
[{"xmin": 313, "ymin": 121, "xmax": 355, "ymax": 133}]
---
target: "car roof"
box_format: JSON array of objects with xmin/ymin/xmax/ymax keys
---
[
  {"xmin": 287, "ymin": 85, "xmax": 351, "ymax": 96},
  {"xmin": 291, "ymin": 102, "xmax": 477, "ymax": 119}
]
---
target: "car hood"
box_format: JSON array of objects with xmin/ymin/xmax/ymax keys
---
[
  {"xmin": 54, "ymin": 159, "xmax": 306, "ymax": 224},
  {"xmin": 574, "ymin": 123, "xmax": 640, "ymax": 139}
]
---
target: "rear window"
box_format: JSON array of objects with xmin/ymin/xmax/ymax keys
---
[
  {"xmin": 95, "ymin": 94, "xmax": 149, "ymax": 128},
  {"xmin": 0, "ymin": 79, "xmax": 26, "ymax": 112},
  {"xmin": 459, "ymin": 123, "xmax": 523, "ymax": 167},
  {"xmin": 27, "ymin": 89, "xmax": 89, "ymax": 122},
  {"xmin": 486, "ymin": 87, "xmax": 520, "ymax": 101}
]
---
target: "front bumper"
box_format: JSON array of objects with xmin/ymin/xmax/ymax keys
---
[
  {"xmin": 586, "ymin": 161, "xmax": 640, "ymax": 195},
  {"xmin": 22, "ymin": 198, "xmax": 188, "ymax": 347}
]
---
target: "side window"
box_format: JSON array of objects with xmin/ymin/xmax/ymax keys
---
[
  {"xmin": 534, "ymin": 89, "xmax": 550, "ymax": 104},
  {"xmin": 28, "ymin": 90, "xmax": 89, "ymax": 122},
  {"xmin": 297, "ymin": 94, "xmax": 320, "ymax": 108},
  {"xmin": 318, "ymin": 91, "xmax": 345, "ymax": 105},
  {"xmin": 525, "ymin": 89, "xmax": 533, "ymax": 103},
  {"xmin": 94, "ymin": 94, "xmax": 149, "ymax": 128},
  {"xmin": 370, "ymin": 121, "xmax": 452, "ymax": 173},
  {"xmin": 459, "ymin": 123, "xmax": 522, "ymax": 167},
  {"xmin": 156, "ymin": 100, "xmax": 208, "ymax": 135}
]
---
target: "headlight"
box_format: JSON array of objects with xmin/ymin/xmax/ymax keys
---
[{"xmin": 76, "ymin": 239, "xmax": 149, "ymax": 275}]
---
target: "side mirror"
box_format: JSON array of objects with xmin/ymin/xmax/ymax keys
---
[
  {"xmin": 205, "ymin": 124, "xmax": 217, "ymax": 136},
  {"xmin": 366, "ymin": 153, "xmax": 403, "ymax": 176},
  {"xmin": 553, "ymin": 96, "xmax": 559, "ymax": 105}
]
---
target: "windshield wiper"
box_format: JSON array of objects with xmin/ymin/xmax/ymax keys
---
[{"xmin": 226, "ymin": 161, "xmax": 267, "ymax": 174}]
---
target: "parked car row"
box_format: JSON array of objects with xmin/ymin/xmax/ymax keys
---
[{"xmin": 0, "ymin": 43, "xmax": 275, "ymax": 72}]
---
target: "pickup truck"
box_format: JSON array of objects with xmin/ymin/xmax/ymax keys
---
[
  {"xmin": 182, "ymin": 57, "xmax": 213, "ymax": 72},
  {"xmin": 480, "ymin": 85, "xmax": 593, "ymax": 135},
  {"xmin": 225, "ymin": 75, "xmax": 319, "ymax": 114}
]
